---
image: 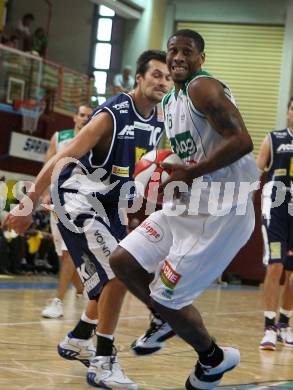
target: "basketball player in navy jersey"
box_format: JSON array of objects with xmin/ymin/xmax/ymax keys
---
[
  {"xmin": 4, "ymin": 50, "xmax": 171, "ymax": 389},
  {"xmin": 258, "ymin": 96, "xmax": 293, "ymax": 350}
]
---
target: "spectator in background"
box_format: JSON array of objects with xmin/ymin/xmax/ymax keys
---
[
  {"xmin": 0, "ymin": 228, "xmax": 10, "ymax": 274},
  {"xmin": 14, "ymin": 13, "xmax": 34, "ymax": 51},
  {"xmin": 25, "ymin": 209, "xmax": 59, "ymax": 275},
  {"xmin": 32, "ymin": 27, "xmax": 47, "ymax": 57},
  {"xmin": 1, "ymin": 34, "xmax": 19, "ymax": 48},
  {"xmin": 112, "ymin": 65, "xmax": 134, "ymax": 95}
]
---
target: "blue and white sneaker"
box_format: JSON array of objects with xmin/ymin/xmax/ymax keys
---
[
  {"xmin": 259, "ymin": 327, "xmax": 277, "ymax": 350},
  {"xmin": 186, "ymin": 347, "xmax": 240, "ymax": 389},
  {"xmin": 87, "ymin": 354, "xmax": 137, "ymax": 389},
  {"xmin": 57, "ymin": 333, "xmax": 95, "ymax": 367},
  {"xmin": 277, "ymin": 323, "xmax": 293, "ymax": 347},
  {"xmin": 131, "ymin": 316, "xmax": 175, "ymax": 356}
]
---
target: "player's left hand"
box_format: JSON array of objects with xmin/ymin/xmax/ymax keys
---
[{"xmin": 2, "ymin": 203, "xmax": 33, "ymax": 235}]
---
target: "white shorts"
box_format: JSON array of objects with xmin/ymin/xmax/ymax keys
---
[
  {"xmin": 119, "ymin": 201, "xmax": 255, "ymax": 309},
  {"xmin": 50, "ymin": 212, "xmax": 67, "ymax": 256}
]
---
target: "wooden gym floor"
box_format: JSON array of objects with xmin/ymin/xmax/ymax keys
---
[{"xmin": 0, "ymin": 275, "xmax": 293, "ymax": 390}]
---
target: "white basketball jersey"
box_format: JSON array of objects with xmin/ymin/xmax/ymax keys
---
[
  {"xmin": 56, "ymin": 129, "xmax": 75, "ymax": 152},
  {"xmin": 162, "ymin": 71, "xmax": 259, "ymax": 214}
]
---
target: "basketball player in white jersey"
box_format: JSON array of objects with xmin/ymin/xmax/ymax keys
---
[
  {"xmin": 41, "ymin": 104, "xmax": 92, "ymax": 318},
  {"xmin": 110, "ymin": 29, "xmax": 259, "ymax": 390}
]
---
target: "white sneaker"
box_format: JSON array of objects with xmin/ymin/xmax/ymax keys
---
[
  {"xmin": 41, "ymin": 298, "xmax": 63, "ymax": 318},
  {"xmin": 87, "ymin": 355, "xmax": 137, "ymax": 389},
  {"xmin": 277, "ymin": 324, "xmax": 293, "ymax": 347},
  {"xmin": 259, "ymin": 327, "xmax": 277, "ymax": 350},
  {"xmin": 57, "ymin": 333, "xmax": 95, "ymax": 367},
  {"xmin": 186, "ymin": 347, "xmax": 240, "ymax": 389},
  {"xmin": 131, "ymin": 316, "xmax": 175, "ymax": 356}
]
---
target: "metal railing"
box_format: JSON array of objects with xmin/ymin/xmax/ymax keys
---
[{"xmin": 0, "ymin": 44, "xmax": 91, "ymax": 115}]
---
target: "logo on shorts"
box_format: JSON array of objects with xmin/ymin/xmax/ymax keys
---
[
  {"xmin": 77, "ymin": 253, "xmax": 100, "ymax": 293},
  {"xmin": 138, "ymin": 220, "xmax": 163, "ymax": 242},
  {"xmin": 270, "ymin": 242, "xmax": 281, "ymax": 259},
  {"xmin": 94, "ymin": 230, "xmax": 111, "ymax": 257},
  {"xmin": 162, "ymin": 289, "xmax": 174, "ymax": 299},
  {"xmin": 83, "ymin": 253, "xmax": 96, "ymax": 276},
  {"xmin": 159, "ymin": 260, "xmax": 181, "ymax": 289}
]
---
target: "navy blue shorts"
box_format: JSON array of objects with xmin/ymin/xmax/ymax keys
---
[
  {"xmin": 55, "ymin": 190, "xmax": 127, "ymax": 299},
  {"xmin": 262, "ymin": 201, "xmax": 293, "ymax": 270}
]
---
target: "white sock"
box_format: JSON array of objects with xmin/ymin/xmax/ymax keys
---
[
  {"xmin": 96, "ymin": 331, "xmax": 114, "ymax": 340},
  {"xmin": 264, "ymin": 311, "xmax": 277, "ymax": 320},
  {"xmin": 81, "ymin": 311, "xmax": 98, "ymax": 325},
  {"xmin": 279, "ymin": 307, "xmax": 293, "ymax": 318}
]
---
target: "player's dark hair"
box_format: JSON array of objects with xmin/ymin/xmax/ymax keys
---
[
  {"xmin": 168, "ymin": 29, "xmax": 205, "ymax": 53},
  {"xmin": 76, "ymin": 103, "xmax": 92, "ymax": 113},
  {"xmin": 134, "ymin": 50, "xmax": 167, "ymax": 87},
  {"xmin": 288, "ymin": 96, "xmax": 293, "ymax": 109}
]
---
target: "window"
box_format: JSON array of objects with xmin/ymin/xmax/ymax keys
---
[
  {"xmin": 90, "ymin": 5, "xmax": 115, "ymax": 106},
  {"xmin": 97, "ymin": 18, "xmax": 113, "ymax": 41},
  {"xmin": 94, "ymin": 43, "xmax": 112, "ymax": 69},
  {"xmin": 99, "ymin": 5, "xmax": 115, "ymax": 17}
]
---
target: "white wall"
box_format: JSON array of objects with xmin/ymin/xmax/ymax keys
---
[
  {"xmin": 169, "ymin": 0, "xmax": 288, "ymax": 24},
  {"xmin": 121, "ymin": 0, "xmax": 154, "ymax": 72},
  {"xmin": 121, "ymin": 0, "xmax": 145, "ymax": 10},
  {"xmin": 165, "ymin": 0, "xmax": 293, "ymax": 128},
  {"xmin": 7, "ymin": 0, "xmax": 94, "ymax": 74},
  {"xmin": 123, "ymin": 0, "xmax": 290, "ymax": 69},
  {"xmin": 277, "ymin": 0, "xmax": 293, "ymax": 127}
]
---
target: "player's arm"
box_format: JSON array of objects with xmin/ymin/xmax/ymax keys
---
[
  {"xmin": 29, "ymin": 112, "xmax": 113, "ymax": 205},
  {"xmin": 4, "ymin": 112, "xmax": 113, "ymax": 234},
  {"xmin": 45, "ymin": 132, "xmax": 57, "ymax": 163},
  {"xmin": 187, "ymin": 77, "xmax": 253, "ymax": 178},
  {"xmin": 256, "ymin": 135, "xmax": 271, "ymax": 172},
  {"xmin": 41, "ymin": 132, "xmax": 57, "ymax": 206}
]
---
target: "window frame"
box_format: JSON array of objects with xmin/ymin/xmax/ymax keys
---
[{"xmin": 89, "ymin": 4, "xmax": 115, "ymax": 105}]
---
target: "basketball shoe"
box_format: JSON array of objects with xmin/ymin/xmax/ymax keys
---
[
  {"xmin": 277, "ymin": 323, "xmax": 293, "ymax": 347},
  {"xmin": 131, "ymin": 315, "xmax": 175, "ymax": 355},
  {"xmin": 259, "ymin": 326, "xmax": 277, "ymax": 350},
  {"xmin": 87, "ymin": 352, "xmax": 137, "ymax": 389},
  {"xmin": 41, "ymin": 298, "xmax": 63, "ymax": 318},
  {"xmin": 57, "ymin": 333, "xmax": 95, "ymax": 367},
  {"xmin": 185, "ymin": 347, "xmax": 240, "ymax": 389}
]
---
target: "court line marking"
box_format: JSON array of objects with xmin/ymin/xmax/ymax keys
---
[
  {"xmin": 0, "ymin": 315, "xmax": 149, "ymax": 327},
  {"xmin": 0, "ymin": 365, "xmax": 180, "ymax": 389},
  {"xmin": 0, "ymin": 310, "xmax": 263, "ymax": 327},
  {"xmin": 0, "ymin": 365, "xmax": 291, "ymax": 390}
]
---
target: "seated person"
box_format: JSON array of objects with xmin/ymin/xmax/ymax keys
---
[{"xmin": 111, "ymin": 65, "xmax": 134, "ymax": 95}]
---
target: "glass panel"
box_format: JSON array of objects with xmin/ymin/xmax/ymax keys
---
[
  {"xmin": 94, "ymin": 43, "xmax": 112, "ymax": 69},
  {"xmin": 99, "ymin": 5, "xmax": 115, "ymax": 16},
  {"xmin": 94, "ymin": 71, "xmax": 107, "ymax": 94},
  {"xmin": 97, "ymin": 18, "xmax": 112, "ymax": 41}
]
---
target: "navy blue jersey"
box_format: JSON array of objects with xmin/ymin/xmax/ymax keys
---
[
  {"xmin": 57, "ymin": 93, "xmax": 164, "ymax": 205},
  {"xmin": 266, "ymin": 128, "xmax": 293, "ymax": 200}
]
